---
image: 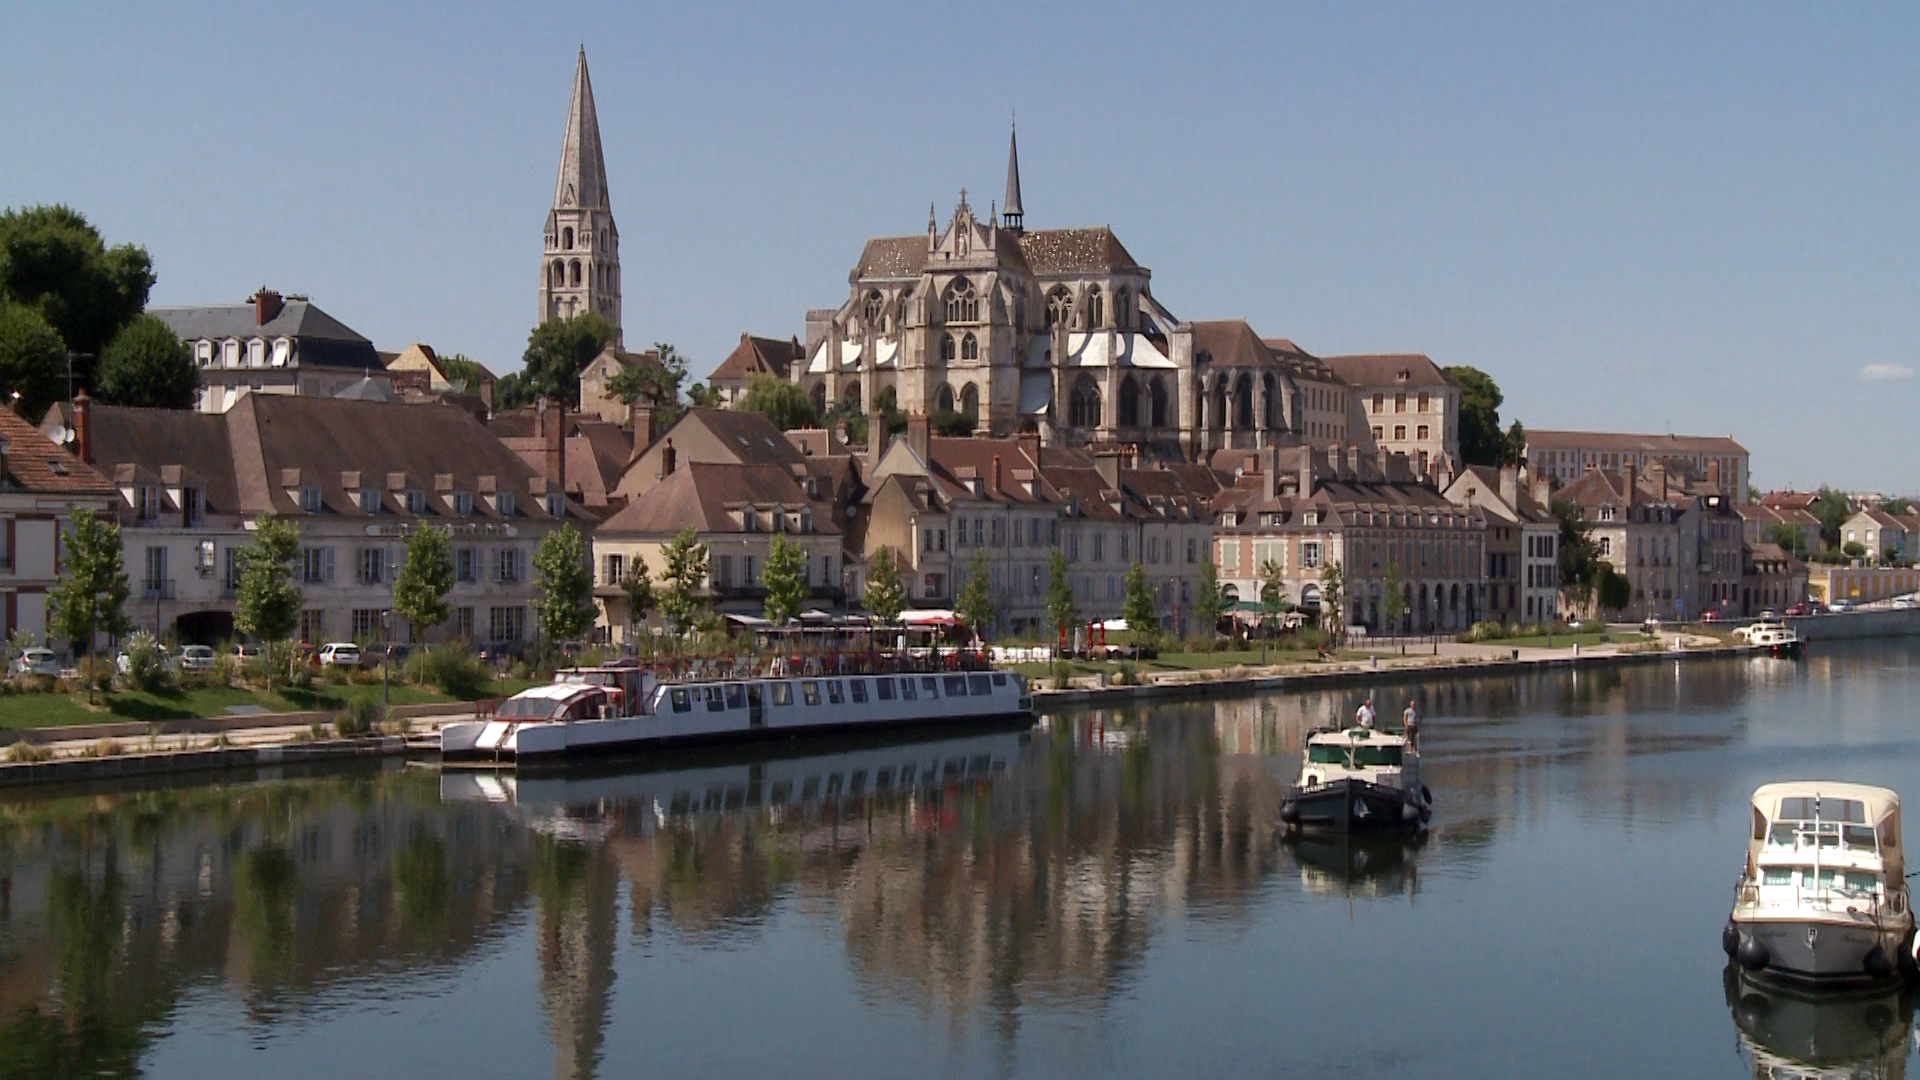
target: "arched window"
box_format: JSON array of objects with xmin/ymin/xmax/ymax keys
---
[
  {"xmin": 960, "ymin": 332, "xmax": 979, "ymax": 361},
  {"xmin": 842, "ymin": 383, "xmax": 862, "ymax": 413},
  {"xmin": 940, "ymin": 334, "xmax": 957, "ymax": 362},
  {"xmin": 569, "ymin": 260, "xmax": 581, "ymax": 287},
  {"xmin": 563, "ymin": 227, "xmax": 574, "ymax": 250},
  {"xmin": 810, "ymin": 383, "xmax": 827, "ymax": 416},
  {"xmin": 1118, "ymin": 375, "xmax": 1140, "ymax": 427},
  {"xmin": 1086, "ymin": 286, "xmax": 1104, "ymax": 329},
  {"xmin": 863, "ymin": 290, "xmax": 884, "ymax": 326},
  {"xmin": 1046, "ymin": 286, "xmax": 1073, "ymax": 328},
  {"xmin": 937, "ymin": 384, "xmax": 956, "ymax": 413},
  {"xmin": 1150, "ymin": 378, "xmax": 1170, "ymax": 428},
  {"xmin": 942, "ymin": 277, "xmax": 978, "ymax": 323},
  {"xmin": 960, "ymin": 384, "xmax": 980, "ymax": 424},
  {"xmin": 551, "ymin": 261, "xmax": 564, "ymax": 287},
  {"xmin": 1262, "ymin": 373, "xmax": 1280, "ymax": 429},
  {"xmin": 1211, "ymin": 376, "xmax": 1228, "ymax": 430},
  {"xmin": 1069, "ymin": 376, "xmax": 1102, "ymax": 428},
  {"xmin": 1115, "ymin": 287, "xmax": 1130, "ymax": 329},
  {"xmin": 1234, "ymin": 372, "xmax": 1254, "ymax": 429}
]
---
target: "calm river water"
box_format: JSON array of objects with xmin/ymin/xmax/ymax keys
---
[{"xmin": 5, "ymin": 644, "xmax": 1920, "ymax": 1078}]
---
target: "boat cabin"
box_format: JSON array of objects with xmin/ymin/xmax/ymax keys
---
[
  {"xmin": 553, "ymin": 663, "xmax": 654, "ymax": 716},
  {"xmin": 1745, "ymin": 782, "xmax": 1905, "ymax": 908},
  {"xmin": 493, "ymin": 684, "xmax": 617, "ymax": 723},
  {"xmin": 1299, "ymin": 728, "xmax": 1415, "ymax": 788}
]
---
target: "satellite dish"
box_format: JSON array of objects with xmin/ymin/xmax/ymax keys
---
[{"xmin": 48, "ymin": 424, "xmax": 71, "ymax": 446}]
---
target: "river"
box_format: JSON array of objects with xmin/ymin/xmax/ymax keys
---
[{"xmin": 3, "ymin": 643, "xmax": 1920, "ymax": 1078}]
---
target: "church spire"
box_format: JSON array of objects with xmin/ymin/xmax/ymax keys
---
[
  {"xmin": 553, "ymin": 46, "xmax": 611, "ymax": 210},
  {"xmin": 1002, "ymin": 120, "xmax": 1024, "ymax": 233}
]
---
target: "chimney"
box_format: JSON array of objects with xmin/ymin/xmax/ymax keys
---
[
  {"xmin": 867, "ymin": 409, "xmax": 885, "ymax": 459},
  {"xmin": 72, "ymin": 390, "xmax": 92, "ymax": 465},
  {"xmin": 1623, "ymin": 461, "xmax": 1637, "ymax": 501},
  {"xmin": 1016, "ymin": 430, "xmax": 1040, "ymax": 463},
  {"xmin": 480, "ymin": 378, "xmax": 494, "ymax": 415},
  {"xmin": 1648, "ymin": 461, "xmax": 1668, "ymax": 501},
  {"xmin": 1708, "ymin": 459, "xmax": 1722, "ymax": 490},
  {"xmin": 543, "ymin": 398, "xmax": 564, "ymax": 497},
  {"xmin": 991, "ymin": 454, "xmax": 1003, "ymax": 496},
  {"xmin": 629, "ymin": 401, "xmax": 655, "ymax": 450},
  {"xmin": 252, "ymin": 287, "xmax": 284, "ymax": 326},
  {"xmin": 1532, "ymin": 473, "xmax": 1551, "ymax": 507},
  {"xmin": 1377, "ymin": 447, "xmax": 1391, "ymax": 480},
  {"xmin": 1499, "ymin": 464, "xmax": 1519, "ymax": 508},
  {"xmin": 906, "ymin": 411, "xmax": 930, "ymax": 464},
  {"xmin": 1297, "ymin": 447, "xmax": 1314, "ymax": 499},
  {"xmin": 659, "ymin": 438, "xmax": 677, "ymax": 480},
  {"xmin": 1094, "ymin": 451, "xmax": 1120, "ymax": 489}
]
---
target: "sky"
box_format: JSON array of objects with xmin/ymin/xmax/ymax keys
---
[{"xmin": 4, "ymin": 2, "xmax": 1916, "ymax": 491}]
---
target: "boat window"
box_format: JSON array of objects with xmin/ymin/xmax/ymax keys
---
[
  {"xmin": 850, "ymin": 679, "xmax": 868, "ymax": 704},
  {"xmin": 877, "ymin": 679, "xmax": 895, "ymax": 701},
  {"xmin": 944, "ymin": 675, "xmax": 968, "ymax": 697},
  {"xmin": 826, "ymin": 774, "xmax": 842, "ymax": 796},
  {"xmin": 900, "ymin": 763, "xmax": 916, "ymax": 786},
  {"xmin": 922, "ymin": 677, "xmax": 940, "ymax": 698},
  {"xmin": 705, "ymin": 686, "xmax": 726, "ymax": 712},
  {"xmin": 770, "ymin": 780, "xmax": 792, "ymax": 803},
  {"xmin": 1762, "ymin": 867, "xmax": 1793, "ymax": 885},
  {"xmin": 801, "ymin": 777, "xmax": 819, "ymax": 800},
  {"xmin": 1306, "ymin": 745, "xmax": 1350, "ymax": 765},
  {"xmin": 875, "ymin": 768, "xmax": 894, "ymax": 790},
  {"xmin": 1751, "ymin": 808, "xmax": 1766, "ymax": 842},
  {"xmin": 773, "ymin": 683, "xmax": 793, "ymax": 706},
  {"xmin": 1816, "ymin": 869, "xmax": 1881, "ymax": 895},
  {"xmin": 1845, "ymin": 824, "xmax": 1877, "ymax": 849},
  {"xmin": 992, "ymin": 673, "xmax": 1007, "ymax": 687},
  {"xmin": 850, "ymin": 770, "xmax": 867, "ymax": 794},
  {"xmin": 968, "ymin": 674, "xmax": 991, "ymax": 695},
  {"xmin": 1353, "ymin": 745, "xmax": 1403, "ymax": 767},
  {"xmin": 827, "ymin": 680, "xmax": 845, "ymax": 705},
  {"xmin": 1777, "ymin": 796, "xmax": 1867, "ymax": 823},
  {"xmin": 900, "ymin": 678, "xmax": 917, "ymax": 700},
  {"xmin": 969, "ymin": 754, "xmax": 991, "ymax": 774},
  {"xmin": 671, "ymin": 688, "xmax": 691, "ymax": 713},
  {"xmin": 802, "ymin": 681, "xmax": 821, "ymax": 706},
  {"xmin": 726, "ymin": 684, "xmax": 745, "ymax": 709}
]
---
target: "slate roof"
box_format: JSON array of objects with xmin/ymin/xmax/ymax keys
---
[
  {"xmin": 149, "ymin": 299, "xmax": 384, "ymax": 371},
  {"xmin": 1017, "ymin": 227, "xmax": 1140, "ymax": 274},
  {"xmin": 1192, "ymin": 320, "xmax": 1279, "ymax": 369},
  {"xmin": 1321, "ymin": 353, "xmax": 1452, "ymax": 389},
  {"xmin": 855, "ymin": 237, "xmax": 929, "ymax": 279},
  {"xmin": 1525, "ymin": 429, "xmax": 1748, "ymax": 456}
]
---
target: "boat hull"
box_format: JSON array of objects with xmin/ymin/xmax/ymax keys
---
[
  {"xmin": 1280, "ymin": 777, "xmax": 1430, "ymax": 834},
  {"xmin": 1728, "ymin": 912, "xmax": 1912, "ymax": 986}
]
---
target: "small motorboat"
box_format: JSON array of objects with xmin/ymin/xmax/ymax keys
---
[
  {"xmin": 1743, "ymin": 620, "xmax": 1805, "ymax": 659},
  {"xmin": 1278, "ymin": 725, "xmax": 1431, "ymax": 833},
  {"xmin": 1724, "ymin": 782, "xmax": 1914, "ymax": 985}
]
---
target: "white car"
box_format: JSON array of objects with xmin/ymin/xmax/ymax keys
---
[
  {"xmin": 1828, "ymin": 599, "xmax": 1855, "ymax": 613},
  {"xmin": 178, "ymin": 645, "xmax": 215, "ymax": 672},
  {"xmin": 317, "ymin": 642, "xmax": 361, "ymax": 667},
  {"xmin": 11, "ymin": 648, "xmax": 59, "ymax": 677},
  {"xmin": 115, "ymin": 644, "xmax": 176, "ymax": 675}
]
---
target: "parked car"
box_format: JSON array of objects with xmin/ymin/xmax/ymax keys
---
[
  {"xmin": 178, "ymin": 645, "xmax": 215, "ymax": 673},
  {"xmin": 231, "ymin": 643, "xmax": 262, "ymax": 661},
  {"xmin": 11, "ymin": 648, "xmax": 59, "ymax": 677},
  {"xmin": 1829, "ymin": 599, "xmax": 1855, "ymax": 613},
  {"xmin": 115, "ymin": 644, "xmax": 176, "ymax": 675},
  {"xmin": 1784, "ymin": 604, "xmax": 1807, "ymax": 617},
  {"xmin": 1701, "ymin": 609, "xmax": 1721, "ymax": 623},
  {"xmin": 317, "ymin": 642, "xmax": 361, "ymax": 667},
  {"xmin": 1759, "ymin": 609, "xmax": 1778, "ymax": 620},
  {"xmin": 361, "ymin": 642, "xmax": 411, "ymax": 668}
]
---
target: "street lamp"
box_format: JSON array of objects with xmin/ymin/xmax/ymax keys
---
[{"xmin": 380, "ymin": 610, "xmax": 392, "ymax": 708}]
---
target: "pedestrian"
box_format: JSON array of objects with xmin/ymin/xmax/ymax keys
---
[
  {"xmin": 1403, "ymin": 697, "xmax": 1421, "ymax": 748},
  {"xmin": 1355, "ymin": 695, "xmax": 1376, "ymax": 729}
]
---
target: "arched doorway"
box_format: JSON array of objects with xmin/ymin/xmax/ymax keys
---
[
  {"xmin": 959, "ymin": 383, "xmax": 980, "ymax": 426},
  {"xmin": 936, "ymin": 384, "xmax": 956, "ymax": 414}
]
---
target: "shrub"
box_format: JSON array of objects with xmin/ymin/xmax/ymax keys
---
[
  {"xmin": 407, "ymin": 647, "xmax": 491, "ymax": 698},
  {"xmin": 376, "ymin": 718, "xmax": 411, "ymax": 738},
  {"xmin": 508, "ymin": 660, "xmax": 533, "ymax": 682},
  {"xmin": 1050, "ymin": 660, "xmax": 1073, "ymax": 690},
  {"xmin": 4, "ymin": 740, "xmax": 51, "ymax": 763},
  {"xmin": 212, "ymin": 733, "xmax": 234, "ymax": 748},
  {"xmin": 321, "ymin": 664, "xmax": 349, "ymax": 687},
  {"xmin": 209, "ymin": 652, "xmax": 239, "ymax": 688},
  {"xmin": 121, "ymin": 630, "xmax": 174, "ymax": 692},
  {"xmin": 335, "ymin": 698, "xmax": 385, "ymax": 737},
  {"xmin": 85, "ymin": 738, "xmax": 125, "ymax": 758},
  {"xmin": 1113, "ymin": 661, "xmax": 1141, "ymax": 687},
  {"xmin": 18, "ymin": 673, "xmax": 56, "ymax": 695}
]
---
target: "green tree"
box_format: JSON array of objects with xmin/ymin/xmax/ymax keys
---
[
  {"xmin": 956, "ymin": 548, "xmax": 997, "ymax": 642},
  {"xmin": 1879, "ymin": 497, "xmax": 1912, "ymax": 515},
  {"xmin": 1761, "ymin": 521, "xmax": 1809, "ymax": 560},
  {"xmin": 929, "ymin": 408, "xmax": 974, "ymax": 437},
  {"xmin": 1193, "ymin": 557, "xmax": 1225, "ymax": 639},
  {"xmin": 1810, "ymin": 486, "xmax": 1850, "ymax": 550},
  {"xmin": 1842, "ymin": 540, "xmax": 1868, "ymax": 560},
  {"xmin": 532, "ymin": 524, "xmax": 594, "ymax": 644},
  {"xmin": 496, "ymin": 311, "xmax": 616, "ymax": 410},
  {"xmin": 1381, "ymin": 559, "xmax": 1407, "ymax": 634},
  {"xmin": 392, "ymin": 525, "xmax": 454, "ymax": 642},
  {"xmin": 0, "ymin": 204, "xmax": 154, "ymax": 367},
  {"xmin": 620, "ymin": 557, "xmax": 655, "ymax": 642},
  {"xmin": 47, "ymin": 508, "xmax": 130, "ymax": 658},
  {"xmin": 762, "ymin": 531, "xmax": 808, "ymax": 626},
  {"xmin": 1259, "ymin": 559, "xmax": 1290, "ymax": 618},
  {"xmin": 234, "ymin": 512, "xmax": 303, "ymax": 685},
  {"xmin": 1596, "ymin": 564, "xmax": 1633, "ymax": 613},
  {"xmin": 1503, "ymin": 419, "xmax": 1527, "ymax": 466},
  {"xmin": 0, "ymin": 300, "xmax": 66, "ymax": 418},
  {"xmin": 605, "ymin": 342, "xmax": 691, "ymax": 428},
  {"xmin": 1319, "ymin": 559, "xmax": 1347, "ymax": 644},
  {"xmin": 737, "ymin": 372, "xmax": 819, "ymax": 430},
  {"xmin": 434, "ymin": 352, "xmax": 491, "ymax": 393},
  {"xmin": 1044, "ymin": 549, "xmax": 1079, "ymax": 642},
  {"xmin": 1121, "ymin": 561, "xmax": 1158, "ymax": 647},
  {"xmin": 686, "ymin": 381, "xmax": 724, "ymax": 408},
  {"xmin": 94, "ymin": 313, "xmax": 196, "ymax": 409},
  {"xmin": 864, "ymin": 546, "xmax": 905, "ymax": 623},
  {"xmin": 872, "ymin": 385, "xmax": 909, "ymax": 436},
  {"xmin": 658, "ymin": 526, "xmax": 710, "ymax": 634},
  {"xmin": 1552, "ymin": 499, "xmax": 1602, "ymax": 611},
  {"xmin": 1445, "ymin": 365, "xmax": 1511, "ymax": 468}
]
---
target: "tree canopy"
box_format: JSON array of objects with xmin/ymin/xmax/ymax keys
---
[
  {"xmin": 1044, "ymin": 550, "xmax": 1079, "ymax": 638},
  {"xmin": 0, "ymin": 204, "xmax": 154, "ymax": 370},
  {"xmin": 95, "ymin": 313, "xmax": 196, "ymax": 409},
  {"xmin": 956, "ymin": 548, "xmax": 996, "ymax": 641},
  {"xmin": 434, "ymin": 352, "xmax": 492, "ymax": 394},
  {"xmin": 620, "ymin": 558, "xmax": 655, "ymax": 636},
  {"xmin": 605, "ymin": 342, "xmax": 692, "ymax": 428},
  {"xmin": 1121, "ymin": 562, "xmax": 1158, "ymax": 645},
  {"xmin": 762, "ymin": 532, "xmax": 808, "ymax": 626},
  {"xmin": 1381, "ymin": 560, "xmax": 1407, "ymax": 632},
  {"xmin": 658, "ymin": 526, "xmax": 710, "ymax": 633},
  {"xmin": 235, "ymin": 513, "xmax": 303, "ymax": 685},
  {"xmin": 864, "ymin": 547, "xmax": 904, "ymax": 623},
  {"xmin": 0, "ymin": 300, "xmax": 66, "ymax": 417},
  {"xmin": 737, "ymin": 372, "xmax": 819, "ymax": 431},
  {"xmin": 47, "ymin": 508, "xmax": 130, "ymax": 656},
  {"xmin": 496, "ymin": 312, "xmax": 615, "ymax": 410},
  {"xmin": 532, "ymin": 525, "xmax": 595, "ymax": 643},
  {"xmin": 1445, "ymin": 365, "xmax": 1524, "ymax": 467},
  {"xmin": 1193, "ymin": 558, "xmax": 1225, "ymax": 637},
  {"xmin": 1810, "ymin": 486, "xmax": 1850, "ymax": 550},
  {"xmin": 392, "ymin": 525, "xmax": 454, "ymax": 641}
]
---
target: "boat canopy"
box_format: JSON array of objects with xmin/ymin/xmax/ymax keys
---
[{"xmin": 1748, "ymin": 781, "xmax": 1903, "ymax": 880}]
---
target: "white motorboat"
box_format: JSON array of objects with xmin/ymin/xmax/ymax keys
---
[
  {"xmin": 1278, "ymin": 725, "xmax": 1432, "ymax": 833},
  {"xmin": 1741, "ymin": 620, "xmax": 1805, "ymax": 659},
  {"xmin": 1724, "ymin": 782, "xmax": 1914, "ymax": 985},
  {"xmin": 441, "ymin": 658, "xmax": 1034, "ymax": 766}
]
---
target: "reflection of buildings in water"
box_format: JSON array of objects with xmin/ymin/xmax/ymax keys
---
[
  {"xmin": 1724, "ymin": 965, "xmax": 1911, "ymax": 1080},
  {"xmin": 532, "ymin": 835, "xmax": 618, "ymax": 1080}
]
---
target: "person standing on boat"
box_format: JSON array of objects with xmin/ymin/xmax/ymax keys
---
[
  {"xmin": 1355, "ymin": 696, "xmax": 1376, "ymax": 729},
  {"xmin": 1403, "ymin": 698, "xmax": 1421, "ymax": 747}
]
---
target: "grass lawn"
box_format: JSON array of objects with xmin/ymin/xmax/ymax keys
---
[
  {"xmin": 0, "ymin": 678, "xmax": 539, "ymax": 731},
  {"xmin": 1465, "ymin": 631, "xmax": 1625, "ymax": 649}
]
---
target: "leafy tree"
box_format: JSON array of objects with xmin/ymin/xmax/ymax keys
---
[
  {"xmin": 762, "ymin": 531, "xmax": 808, "ymax": 626},
  {"xmin": 1879, "ymin": 497, "xmax": 1912, "ymax": 515},
  {"xmin": 0, "ymin": 204, "xmax": 154, "ymax": 367},
  {"xmin": 532, "ymin": 524, "xmax": 594, "ymax": 644},
  {"xmin": 47, "ymin": 508, "xmax": 130, "ymax": 658},
  {"xmin": 1121, "ymin": 561, "xmax": 1158, "ymax": 647},
  {"xmin": 1381, "ymin": 559, "xmax": 1407, "ymax": 633},
  {"xmin": 1193, "ymin": 557, "xmax": 1225, "ymax": 638},
  {"xmin": 434, "ymin": 352, "xmax": 491, "ymax": 393},
  {"xmin": 392, "ymin": 525, "xmax": 454, "ymax": 641},
  {"xmin": 1596, "ymin": 564, "xmax": 1632, "ymax": 613},
  {"xmin": 1842, "ymin": 540, "xmax": 1868, "ymax": 560},
  {"xmin": 605, "ymin": 342, "xmax": 691, "ymax": 428},
  {"xmin": 1503, "ymin": 419, "xmax": 1527, "ymax": 466},
  {"xmin": 1761, "ymin": 522, "xmax": 1809, "ymax": 560},
  {"xmin": 1259, "ymin": 559, "xmax": 1290, "ymax": 619},
  {"xmin": 737, "ymin": 372, "xmax": 818, "ymax": 430},
  {"xmin": 686, "ymin": 381, "xmax": 724, "ymax": 408},
  {"xmin": 929, "ymin": 408, "xmax": 974, "ymax": 437},
  {"xmin": 1445, "ymin": 365, "xmax": 1511, "ymax": 468},
  {"xmin": 658, "ymin": 526, "xmax": 710, "ymax": 634},
  {"xmin": 619, "ymin": 557, "xmax": 655, "ymax": 641},
  {"xmin": 235, "ymin": 513, "xmax": 303, "ymax": 685},
  {"xmin": 872, "ymin": 385, "xmax": 909, "ymax": 436},
  {"xmin": 94, "ymin": 313, "xmax": 195, "ymax": 409},
  {"xmin": 1319, "ymin": 559, "xmax": 1346, "ymax": 644},
  {"xmin": 1552, "ymin": 499, "xmax": 1603, "ymax": 610},
  {"xmin": 496, "ymin": 311, "xmax": 615, "ymax": 410},
  {"xmin": 1810, "ymin": 486, "xmax": 1850, "ymax": 550},
  {"xmin": 1044, "ymin": 548, "xmax": 1079, "ymax": 643},
  {"xmin": 864, "ymin": 546, "xmax": 904, "ymax": 623},
  {"xmin": 0, "ymin": 300, "xmax": 66, "ymax": 418},
  {"xmin": 956, "ymin": 548, "xmax": 997, "ymax": 642}
]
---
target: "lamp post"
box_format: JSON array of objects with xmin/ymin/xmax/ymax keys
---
[{"xmin": 380, "ymin": 610, "xmax": 391, "ymax": 708}]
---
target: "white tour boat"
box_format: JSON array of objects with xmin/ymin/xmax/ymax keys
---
[
  {"xmin": 441, "ymin": 657, "xmax": 1035, "ymax": 766},
  {"xmin": 1278, "ymin": 725, "xmax": 1432, "ymax": 833},
  {"xmin": 1741, "ymin": 620, "xmax": 1805, "ymax": 659},
  {"xmin": 1724, "ymin": 782, "xmax": 1914, "ymax": 985}
]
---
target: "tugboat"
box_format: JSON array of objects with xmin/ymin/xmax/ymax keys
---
[
  {"xmin": 1724, "ymin": 782, "xmax": 1914, "ymax": 985},
  {"xmin": 1279, "ymin": 725, "xmax": 1432, "ymax": 833}
]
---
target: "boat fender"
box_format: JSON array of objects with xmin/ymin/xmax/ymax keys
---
[
  {"xmin": 1862, "ymin": 945, "xmax": 1893, "ymax": 980},
  {"xmin": 1402, "ymin": 803, "xmax": 1419, "ymax": 823},
  {"xmin": 1735, "ymin": 937, "xmax": 1769, "ymax": 972},
  {"xmin": 1721, "ymin": 922, "xmax": 1739, "ymax": 958},
  {"xmin": 1420, "ymin": 785, "xmax": 1432, "ymax": 805},
  {"xmin": 1279, "ymin": 801, "xmax": 1299, "ymax": 825},
  {"xmin": 1418, "ymin": 803, "xmax": 1432, "ymax": 823}
]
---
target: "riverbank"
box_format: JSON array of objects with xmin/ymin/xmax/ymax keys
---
[{"xmin": 0, "ymin": 637, "xmax": 1760, "ymax": 788}]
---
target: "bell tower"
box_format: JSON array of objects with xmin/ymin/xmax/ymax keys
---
[{"xmin": 539, "ymin": 47, "xmax": 622, "ymax": 344}]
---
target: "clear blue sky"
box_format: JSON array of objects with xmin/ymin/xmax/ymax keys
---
[{"xmin": 5, "ymin": 2, "xmax": 1915, "ymax": 491}]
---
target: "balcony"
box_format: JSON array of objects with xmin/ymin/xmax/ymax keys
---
[{"xmin": 141, "ymin": 579, "xmax": 176, "ymax": 600}]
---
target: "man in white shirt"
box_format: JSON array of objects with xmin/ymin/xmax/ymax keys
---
[{"xmin": 1355, "ymin": 696, "xmax": 1376, "ymax": 729}]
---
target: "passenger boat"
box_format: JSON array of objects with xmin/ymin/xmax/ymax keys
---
[
  {"xmin": 440, "ymin": 654, "xmax": 1034, "ymax": 766},
  {"xmin": 1744, "ymin": 620, "xmax": 1805, "ymax": 659},
  {"xmin": 1724, "ymin": 965, "xmax": 1912, "ymax": 1079},
  {"xmin": 1278, "ymin": 725, "xmax": 1432, "ymax": 833},
  {"xmin": 1724, "ymin": 782, "xmax": 1914, "ymax": 985}
]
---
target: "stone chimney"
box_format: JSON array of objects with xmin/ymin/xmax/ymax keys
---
[
  {"xmin": 543, "ymin": 398, "xmax": 565, "ymax": 497},
  {"xmin": 991, "ymin": 454, "xmax": 1003, "ymax": 497},
  {"xmin": 1377, "ymin": 447, "xmax": 1392, "ymax": 480},
  {"xmin": 1648, "ymin": 461, "xmax": 1668, "ymax": 501},
  {"xmin": 1296, "ymin": 447, "xmax": 1314, "ymax": 499},
  {"xmin": 905, "ymin": 412, "xmax": 930, "ymax": 464},
  {"xmin": 1623, "ymin": 462, "xmax": 1637, "ymax": 502},
  {"xmin": 252, "ymin": 287, "xmax": 284, "ymax": 325},
  {"xmin": 1499, "ymin": 464, "xmax": 1519, "ymax": 508},
  {"xmin": 72, "ymin": 389, "xmax": 92, "ymax": 464},
  {"xmin": 867, "ymin": 409, "xmax": 886, "ymax": 459},
  {"xmin": 659, "ymin": 438, "xmax": 677, "ymax": 480},
  {"xmin": 1094, "ymin": 451, "xmax": 1121, "ymax": 490},
  {"xmin": 1532, "ymin": 473, "xmax": 1552, "ymax": 507},
  {"xmin": 629, "ymin": 402, "xmax": 655, "ymax": 450}
]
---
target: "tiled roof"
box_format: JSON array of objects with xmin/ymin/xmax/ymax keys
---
[
  {"xmin": 1191, "ymin": 320, "xmax": 1278, "ymax": 369},
  {"xmin": 1321, "ymin": 353, "xmax": 1452, "ymax": 389},
  {"xmin": 1525, "ymin": 429, "xmax": 1748, "ymax": 455},
  {"xmin": 596, "ymin": 462, "xmax": 840, "ymax": 537},
  {"xmin": 709, "ymin": 334, "xmax": 803, "ymax": 383},
  {"xmin": 45, "ymin": 401, "xmax": 237, "ymax": 509},
  {"xmin": 678, "ymin": 408, "xmax": 808, "ymax": 467},
  {"xmin": 1016, "ymin": 227, "xmax": 1139, "ymax": 274},
  {"xmin": 0, "ymin": 408, "xmax": 113, "ymax": 495},
  {"xmin": 855, "ymin": 236, "xmax": 928, "ymax": 279}
]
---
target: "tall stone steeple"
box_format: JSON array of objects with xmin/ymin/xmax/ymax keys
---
[
  {"xmin": 539, "ymin": 47, "xmax": 622, "ymax": 343},
  {"xmin": 1002, "ymin": 121, "xmax": 1024, "ymax": 234}
]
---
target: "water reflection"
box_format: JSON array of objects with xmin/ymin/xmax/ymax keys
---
[
  {"xmin": 0, "ymin": 648, "xmax": 1916, "ymax": 1078},
  {"xmin": 1724, "ymin": 966, "xmax": 1913, "ymax": 1078}
]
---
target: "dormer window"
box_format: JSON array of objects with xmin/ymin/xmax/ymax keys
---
[
  {"xmin": 194, "ymin": 341, "xmax": 213, "ymax": 368},
  {"xmin": 495, "ymin": 491, "xmax": 514, "ymax": 517},
  {"xmin": 222, "ymin": 340, "xmax": 239, "ymax": 368},
  {"xmin": 545, "ymin": 493, "xmax": 564, "ymax": 518},
  {"xmin": 182, "ymin": 487, "xmax": 203, "ymax": 527},
  {"xmin": 135, "ymin": 484, "xmax": 161, "ymax": 521},
  {"xmin": 247, "ymin": 339, "xmax": 265, "ymax": 367},
  {"xmin": 1599, "ymin": 504, "xmax": 1615, "ymax": 522},
  {"xmin": 1304, "ymin": 511, "xmax": 1318, "ymax": 526},
  {"xmin": 452, "ymin": 491, "xmax": 473, "ymax": 516},
  {"xmin": 1221, "ymin": 512, "xmax": 1237, "ymax": 528},
  {"xmin": 742, "ymin": 506, "xmax": 758, "ymax": 532},
  {"xmin": 270, "ymin": 338, "xmax": 291, "ymax": 367},
  {"xmin": 299, "ymin": 484, "xmax": 323, "ymax": 513},
  {"xmin": 358, "ymin": 487, "xmax": 381, "ymax": 514},
  {"xmin": 405, "ymin": 489, "xmax": 427, "ymax": 514}
]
